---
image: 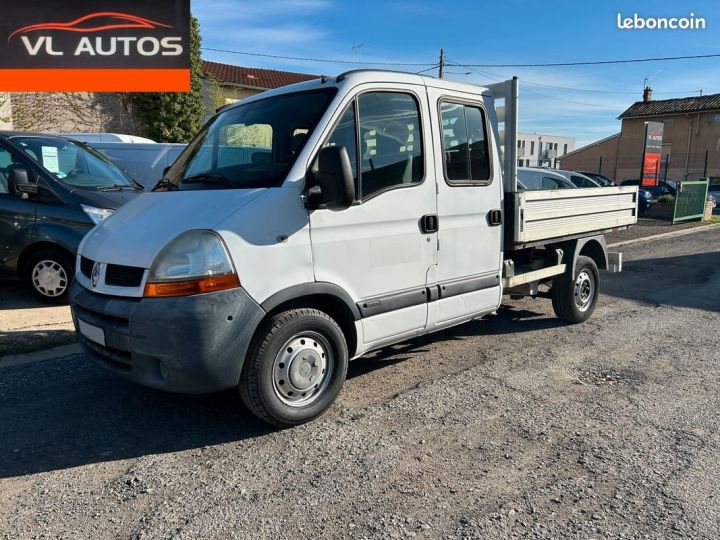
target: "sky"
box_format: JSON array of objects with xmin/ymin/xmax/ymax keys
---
[{"xmin": 193, "ymin": 0, "xmax": 720, "ymax": 148}]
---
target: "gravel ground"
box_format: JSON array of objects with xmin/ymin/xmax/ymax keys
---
[
  {"xmin": 0, "ymin": 229, "xmax": 719, "ymax": 539},
  {"xmin": 0, "ymin": 281, "xmax": 74, "ymax": 358}
]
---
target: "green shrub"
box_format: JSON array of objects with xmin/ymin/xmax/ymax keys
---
[
  {"xmin": 657, "ymin": 194, "xmax": 675, "ymax": 204},
  {"xmin": 131, "ymin": 17, "xmax": 204, "ymax": 143}
]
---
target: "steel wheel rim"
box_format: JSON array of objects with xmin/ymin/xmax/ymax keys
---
[
  {"xmin": 574, "ymin": 270, "xmax": 595, "ymax": 312},
  {"xmin": 272, "ymin": 332, "xmax": 333, "ymax": 407},
  {"xmin": 32, "ymin": 260, "xmax": 68, "ymax": 298}
]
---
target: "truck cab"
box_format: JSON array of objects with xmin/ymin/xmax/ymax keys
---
[{"xmin": 69, "ymin": 71, "xmax": 637, "ymax": 426}]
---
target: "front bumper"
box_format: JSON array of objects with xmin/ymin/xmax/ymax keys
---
[{"xmin": 69, "ymin": 281, "xmax": 266, "ymax": 394}]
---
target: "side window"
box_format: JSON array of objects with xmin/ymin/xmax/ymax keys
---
[
  {"xmin": 0, "ymin": 148, "xmax": 13, "ymax": 194},
  {"xmin": 0, "ymin": 147, "xmax": 27, "ymax": 196},
  {"xmin": 324, "ymin": 92, "xmax": 423, "ymax": 201},
  {"xmin": 324, "ymin": 102, "xmax": 359, "ymax": 193},
  {"xmin": 542, "ymin": 177, "xmax": 573, "ymax": 189},
  {"xmin": 358, "ymin": 92, "xmax": 423, "ymax": 199},
  {"xmin": 440, "ymin": 101, "xmax": 491, "ymax": 185}
]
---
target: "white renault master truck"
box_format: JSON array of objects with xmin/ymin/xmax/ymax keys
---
[{"xmin": 70, "ymin": 71, "xmax": 637, "ymax": 426}]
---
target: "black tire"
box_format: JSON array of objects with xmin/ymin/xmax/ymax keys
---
[
  {"xmin": 23, "ymin": 247, "xmax": 74, "ymax": 305},
  {"xmin": 239, "ymin": 308, "xmax": 349, "ymax": 428},
  {"xmin": 551, "ymin": 255, "xmax": 599, "ymax": 324}
]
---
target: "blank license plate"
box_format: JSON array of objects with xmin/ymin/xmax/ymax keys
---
[{"xmin": 77, "ymin": 318, "xmax": 106, "ymax": 347}]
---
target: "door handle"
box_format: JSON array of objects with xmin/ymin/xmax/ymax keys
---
[
  {"xmin": 487, "ymin": 209, "xmax": 503, "ymax": 226},
  {"xmin": 420, "ymin": 214, "xmax": 439, "ymax": 234}
]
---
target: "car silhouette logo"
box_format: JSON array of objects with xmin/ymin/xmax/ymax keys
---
[{"xmin": 91, "ymin": 263, "xmax": 101, "ymax": 288}]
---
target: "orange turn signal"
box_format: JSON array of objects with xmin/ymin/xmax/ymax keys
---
[{"xmin": 144, "ymin": 274, "xmax": 240, "ymax": 298}]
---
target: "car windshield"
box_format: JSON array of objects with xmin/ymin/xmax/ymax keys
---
[
  {"xmin": 12, "ymin": 136, "xmax": 136, "ymax": 190},
  {"xmin": 161, "ymin": 88, "xmax": 337, "ymax": 191}
]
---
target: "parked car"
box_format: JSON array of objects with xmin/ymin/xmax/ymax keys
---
[
  {"xmin": 552, "ymin": 169, "xmax": 601, "ymax": 188},
  {"xmin": 517, "ymin": 167, "xmax": 576, "ymax": 190},
  {"xmin": 708, "ymin": 179, "xmax": 720, "ymax": 203},
  {"xmin": 621, "ymin": 178, "xmax": 677, "ymax": 198},
  {"xmin": 85, "ymin": 142, "xmax": 187, "ymax": 189},
  {"xmin": 575, "ymin": 171, "xmax": 616, "ymax": 186},
  {"xmin": 0, "ymin": 132, "xmax": 142, "ymax": 303},
  {"xmin": 57, "ymin": 133, "xmax": 156, "ymax": 144},
  {"xmin": 69, "ymin": 73, "xmax": 635, "ymax": 427}
]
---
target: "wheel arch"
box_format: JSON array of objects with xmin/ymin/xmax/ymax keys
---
[
  {"xmin": 17, "ymin": 241, "xmax": 75, "ymax": 277},
  {"xmin": 258, "ymin": 283, "xmax": 360, "ymax": 357},
  {"xmin": 550, "ymin": 235, "xmax": 608, "ymax": 277}
]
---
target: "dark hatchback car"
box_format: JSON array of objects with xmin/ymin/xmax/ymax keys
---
[{"xmin": 0, "ymin": 132, "xmax": 142, "ymax": 303}]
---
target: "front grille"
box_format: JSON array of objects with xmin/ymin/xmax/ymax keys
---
[
  {"xmin": 105, "ymin": 264, "xmax": 145, "ymax": 288},
  {"xmin": 79, "ymin": 256, "xmax": 144, "ymax": 288},
  {"xmin": 80, "ymin": 256, "xmax": 94, "ymax": 278}
]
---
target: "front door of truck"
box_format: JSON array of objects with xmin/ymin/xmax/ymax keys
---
[
  {"xmin": 309, "ymin": 85, "xmax": 438, "ymax": 348},
  {"xmin": 0, "ymin": 143, "xmax": 37, "ymax": 278},
  {"xmin": 426, "ymin": 89, "xmax": 503, "ymax": 329}
]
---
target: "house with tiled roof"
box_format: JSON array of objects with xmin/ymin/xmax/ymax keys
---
[
  {"xmin": 202, "ymin": 60, "xmax": 319, "ymax": 112},
  {"xmin": 561, "ymin": 87, "xmax": 720, "ymax": 181}
]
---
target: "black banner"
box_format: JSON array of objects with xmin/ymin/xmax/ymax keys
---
[{"xmin": 0, "ymin": 0, "xmax": 190, "ymax": 69}]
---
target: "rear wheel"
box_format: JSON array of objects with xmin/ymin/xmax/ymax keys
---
[
  {"xmin": 24, "ymin": 248, "xmax": 74, "ymax": 304},
  {"xmin": 551, "ymin": 256, "xmax": 599, "ymax": 324},
  {"xmin": 239, "ymin": 308, "xmax": 349, "ymax": 427}
]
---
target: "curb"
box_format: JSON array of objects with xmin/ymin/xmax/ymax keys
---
[
  {"xmin": 607, "ymin": 223, "xmax": 718, "ymax": 249},
  {"xmin": 0, "ymin": 343, "xmax": 81, "ymax": 369}
]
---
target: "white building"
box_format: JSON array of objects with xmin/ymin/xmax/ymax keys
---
[{"xmin": 517, "ymin": 133, "xmax": 576, "ymax": 169}]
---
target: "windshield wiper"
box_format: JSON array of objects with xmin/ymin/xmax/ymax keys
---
[
  {"xmin": 152, "ymin": 178, "xmax": 179, "ymax": 192},
  {"xmin": 181, "ymin": 173, "xmax": 233, "ymax": 186},
  {"xmin": 97, "ymin": 184, "xmax": 142, "ymax": 192}
]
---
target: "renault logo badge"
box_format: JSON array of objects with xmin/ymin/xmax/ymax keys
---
[{"xmin": 91, "ymin": 263, "xmax": 101, "ymax": 288}]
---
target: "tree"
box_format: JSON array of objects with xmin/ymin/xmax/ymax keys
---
[{"xmin": 131, "ymin": 16, "xmax": 205, "ymax": 143}]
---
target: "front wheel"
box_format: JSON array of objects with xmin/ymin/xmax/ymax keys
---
[
  {"xmin": 551, "ymin": 256, "xmax": 599, "ymax": 324},
  {"xmin": 239, "ymin": 308, "xmax": 349, "ymax": 427},
  {"xmin": 24, "ymin": 247, "xmax": 74, "ymax": 304}
]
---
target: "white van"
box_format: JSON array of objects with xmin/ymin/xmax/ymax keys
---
[{"xmin": 70, "ymin": 72, "xmax": 638, "ymax": 426}]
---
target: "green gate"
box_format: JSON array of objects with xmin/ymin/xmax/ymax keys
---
[{"xmin": 673, "ymin": 180, "xmax": 709, "ymax": 224}]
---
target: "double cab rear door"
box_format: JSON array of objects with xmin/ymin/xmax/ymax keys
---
[{"xmin": 309, "ymin": 80, "xmax": 503, "ymax": 350}]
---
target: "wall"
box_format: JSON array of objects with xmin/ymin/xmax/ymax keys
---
[
  {"xmin": 0, "ymin": 93, "xmax": 12, "ymax": 130},
  {"xmin": 562, "ymin": 112, "xmax": 720, "ymax": 182},
  {"xmin": 560, "ymin": 135, "xmax": 620, "ymax": 178},
  {"xmin": 9, "ymin": 92, "xmax": 142, "ymax": 134}
]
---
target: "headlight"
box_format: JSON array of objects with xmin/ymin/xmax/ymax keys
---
[
  {"xmin": 144, "ymin": 230, "xmax": 240, "ymax": 298},
  {"xmin": 81, "ymin": 205, "xmax": 115, "ymax": 225}
]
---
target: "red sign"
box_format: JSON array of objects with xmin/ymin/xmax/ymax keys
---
[{"xmin": 640, "ymin": 122, "xmax": 664, "ymax": 187}]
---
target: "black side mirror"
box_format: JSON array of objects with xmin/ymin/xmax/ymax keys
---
[
  {"xmin": 162, "ymin": 165, "xmax": 172, "ymax": 177},
  {"xmin": 307, "ymin": 146, "xmax": 355, "ymax": 211},
  {"xmin": 8, "ymin": 167, "xmax": 37, "ymax": 196}
]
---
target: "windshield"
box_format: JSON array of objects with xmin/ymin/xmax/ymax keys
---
[
  {"xmin": 160, "ymin": 88, "xmax": 336, "ymax": 191},
  {"xmin": 12, "ymin": 136, "xmax": 136, "ymax": 190}
]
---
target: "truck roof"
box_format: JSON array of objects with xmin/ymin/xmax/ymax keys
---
[{"xmin": 220, "ymin": 69, "xmax": 493, "ymax": 113}]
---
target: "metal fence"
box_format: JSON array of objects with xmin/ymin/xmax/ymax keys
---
[{"xmin": 673, "ymin": 180, "xmax": 710, "ymax": 224}]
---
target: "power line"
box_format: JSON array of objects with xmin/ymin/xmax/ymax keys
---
[
  {"xmin": 446, "ymin": 52, "xmax": 720, "ymax": 68},
  {"xmin": 201, "ymin": 47, "xmax": 435, "ymax": 66},
  {"xmin": 445, "ymin": 57, "xmax": 623, "ymax": 110}
]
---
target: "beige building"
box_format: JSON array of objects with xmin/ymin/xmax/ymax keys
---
[{"xmin": 561, "ymin": 88, "xmax": 720, "ymax": 181}]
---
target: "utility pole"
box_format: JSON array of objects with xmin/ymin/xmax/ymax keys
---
[{"xmin": 438, "ymin": 49, "xmax": 445, "ymax": 79}]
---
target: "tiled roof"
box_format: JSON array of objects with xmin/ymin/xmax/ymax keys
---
[
  {"xmin": 202, "ymin": 60, "xmax": 319, "ymax": 90},
  {"xmin": 619, "ymin": 93, "xmax": 720, "ymax": 119}
]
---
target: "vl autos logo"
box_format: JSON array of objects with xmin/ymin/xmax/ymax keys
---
[
  {"xmin": 0, "ymin": 0, "xmax": 190, "ymax": 92},
  {"xmin": 617, "ymin": 12, "xmax": 707, "ymax": 30},
  {"xmin": 9, "ymin": 12, "xmax": 184, "ymax": 57}
]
